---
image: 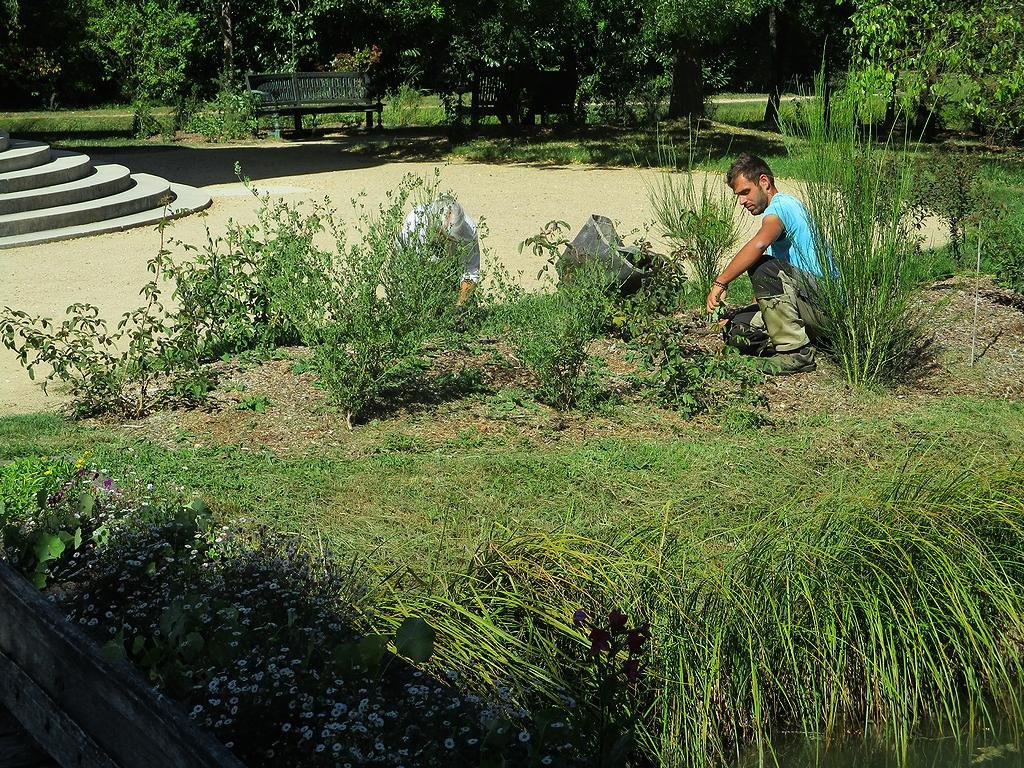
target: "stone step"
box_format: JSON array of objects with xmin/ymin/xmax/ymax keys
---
[
  {"xmin": 0, "ymin": 173, "xmax": 173, "ymax": 237},
  {"xmin": 0, "ymin": 131, "xmax": 9, "ymax": 152},
  {"xmin": 0, "ymin": 164, "xmax": 133, "ymax": 215},
  {"xmin": 0, "ymin": 151, "xmax": 94, "ymax": 194},
  {"xmin": 0, "ymin": 140, "xmax": 50, "ymax": 174},
  {"xmin": 0, "ymin": 182, "xmax": 211, "ymax": 248}
]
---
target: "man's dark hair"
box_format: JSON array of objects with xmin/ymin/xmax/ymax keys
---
[{"xmin": 726, "ymin": 154, "xmax": 775, "ymax": 187}]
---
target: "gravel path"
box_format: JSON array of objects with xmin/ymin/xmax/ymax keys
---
[{"xmin": 0, "ymin": 140, "xmax": 948, "ymax": 415}]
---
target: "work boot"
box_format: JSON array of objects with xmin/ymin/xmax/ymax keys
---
[{"xmin": 757, "ymin": 344, "xmax": 817, "ymax": 375}]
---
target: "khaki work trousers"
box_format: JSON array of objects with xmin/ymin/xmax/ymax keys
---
[{"xmin": 724, "ymin": 258, "xmax": 826, "ymax": 355}]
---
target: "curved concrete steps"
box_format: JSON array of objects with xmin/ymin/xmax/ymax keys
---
[
  {"xmin": 0, "ymin": 132, "xmax": 211, "ymax": 248},
  {"xmin": 0, "ymin": 164, "xmax": 133, "ymax": 215},
  {"xmin": 0, "ymin": 141, "xmax": 50, "ymax": 173},
  {"xmin": 0, "ymin": 173, "xmax": 176, "ymax": 236},
  {"xmin": 0, "ymin": 151, "xmax": 94, "ymax": 193},
  {"xmin": 0, "ymin": 183, "xmax": 211, "ymax": 248}
]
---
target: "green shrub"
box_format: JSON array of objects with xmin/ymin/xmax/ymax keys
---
[
  {"xmin": 983, "ymin": 212, "xmax": 1024, "ymax": 294},
  {"xmin": 0, "ymin": 455, "xmax": 76, "ymax": 521},
  {"xmin": 637, "ymin": 320, "xmax": 761, "ymax": 416},
  {"xmin": 254, "ymin": 175, "xmax": 469, "ymax": 426},
  {"xmin": 179, "ymin": 88, "xmax": 257, "ymax": 141},
  {"xmin": 384, "ymin": 83, "xmax": 430, "ymax": 128},
  {"xmin": 0, "ymin": 226, "xmax": 211, "ymax": 417},
  {"xmin": 166, "ymin": 198, "xmax": 303, "ymax": 359},
  {"xmin": 0, "ymin": 453, "xmax": 116, "ymax": 588},
  {"xmin": 503, "ymin": 260, "xmax": 613, "ymax": 411},
  {"xmin": 912, "ymin": 149, "xmax": 987, "ymax": 268}
]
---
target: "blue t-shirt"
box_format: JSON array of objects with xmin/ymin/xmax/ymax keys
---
[{"xmin": 763, "ymin": 192, "xmax": 822, "ymax": 277}]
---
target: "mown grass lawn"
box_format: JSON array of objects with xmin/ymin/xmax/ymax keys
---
[{"xmin": 4, "ymin": 394, "xmax": 1021, "ymax": 572}]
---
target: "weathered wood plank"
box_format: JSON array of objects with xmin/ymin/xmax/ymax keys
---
[
  {"xmin": 0, "ymin": 562, "xmax": 246, "ymax": 768},
  {"xmin": 0, "ymin": 705, "xmax": 56, "ymax": 768},
  {"xmin": 0, "ymin": 651, "xmax": 117, "ymax": 768},
  {"xmin": 0, "ymin": 733, "xmax": 55, "ymax": 768}
]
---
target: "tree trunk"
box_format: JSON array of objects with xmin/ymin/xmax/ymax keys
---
[
  {"xmin": 763, "ymin": 4, "xmax": 781, "ymax": 128},
  {"xmin": 217, "ymin": 0, "xmax": 234, "ymax": 85},
  {"xmin": 668, "ymin": 47, "xmax": 704, "ymax": 119}
]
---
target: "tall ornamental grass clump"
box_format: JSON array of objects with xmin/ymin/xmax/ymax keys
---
[
  {"xmin": 781, "ymin": 80, "xmax": 928, "ymax": 386},
  {"xmin": 646, "ymin": 138, "xmax": 739, "ymax": 299},
  {"xmin": 371, "ymin": 468, "xmax": 1024, "ymax": 766}
]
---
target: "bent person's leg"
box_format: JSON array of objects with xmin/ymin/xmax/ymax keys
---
[
  {"xmin": 722, "ymin": 304, "xmax": 774, "ymax": 356},
  {"xmin": 748, "ymin": 258, "xmax": 810, "ymax": 353}
]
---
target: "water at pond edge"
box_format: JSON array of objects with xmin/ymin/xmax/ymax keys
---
[{"xmin": 737, "ymin": 727, "xmax": 1024, "ymax": 767}]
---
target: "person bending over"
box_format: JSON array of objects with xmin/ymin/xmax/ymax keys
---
[
  {"xmin": 706, "ymin": 153, "xmax": 827, "ymax": 375},
  {"xmin": 398, "ymin": 196, "xmax": 481, "ymax": 306}
]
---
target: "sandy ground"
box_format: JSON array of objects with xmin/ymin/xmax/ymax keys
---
[{"xmin": 0, "ymin": 140, "xmax": 948, "ymax": 415}]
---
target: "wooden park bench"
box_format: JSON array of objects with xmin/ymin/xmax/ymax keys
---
[
  {"xmin": 456, "ymin": 68, "xmax": 576, "ymax": 128},
  {"xmin": 522, "ymin": 68, "xmax": 577, "ymax": 125},
  {"xmin": 245, "ymin": 71, "xmax": 383, "ymax": 136},
  {"xmin": 456, "ymin": 70, "xmax": 519, "ymax": 127}
]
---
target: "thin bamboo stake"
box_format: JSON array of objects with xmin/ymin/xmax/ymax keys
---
[{"xmin": 970, "ymin": 227, "xmax": 982, "ymax": 367}]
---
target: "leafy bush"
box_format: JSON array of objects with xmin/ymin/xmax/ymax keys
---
[
  {"xmin": 385, "ymin": 83, "xmax": 433, "ymax": 128},
  {"xmin": 982, "ymin": 211, "xmax": 1024, "ymax": 294},
  {"xmin": 501, "ymin": 228, "xmax": 610, "ymax": 411},
  {"xmin": 166, "ymin": 198, "xmax": 303, "ymax": 358},
  {"xmin": 0, "ymin": 183, "xmax": 311, "ymax": 417},
  {"xmin": 637, "ymin": 320, "xmax": 761, "ymax": 415},
  {"xmin": 1, "ymin": 453, "xmax": 121, "ymax": 588},
  {"xmin": 86, "ymin": 0, "xmax": 200, "ymax": 103},
  {"xmin": 911, "ymin": 149, "xmax": 987, "ymax": 268},
  {"xmin": 180, "ymin": 88, "xmax": 257, "ymax": 141},
  {"xmin": 250, "ymin": 175, "xmax": 469, "ymax": 426},
  {"xmin": 0, "ymin": 227, "xmax": 213, "ymax": 417}
]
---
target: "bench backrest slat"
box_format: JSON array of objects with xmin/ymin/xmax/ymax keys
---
[
  {"xmin": 246, "ymin": 73, "xmax": 298, "ymax": 106},
  {"xmin": 475, "ymin": 74, "xmax": 506, "ymax": 108},
  {"xmin": 293, "ymin": 72, "xmax": 367, "ymax": 104}
]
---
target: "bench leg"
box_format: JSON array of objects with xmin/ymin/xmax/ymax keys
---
[
  {"xmin": 365, "ymin": 110, "xmax": 372, "ymax": 130},
  {"xmin": 293, "ymin": 112, "xmax": 302, "ymax": 134}
]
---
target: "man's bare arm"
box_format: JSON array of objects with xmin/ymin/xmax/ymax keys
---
[{"xmin": 705, "ymin": 215, "xmax": 784, "ymax": 312}]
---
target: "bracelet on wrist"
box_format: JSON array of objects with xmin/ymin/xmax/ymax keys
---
[{"xmin": 713, "ymin": 279, "xmax": 728, "ymax": 289}]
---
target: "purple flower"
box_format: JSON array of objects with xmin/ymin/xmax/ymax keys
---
[
  {"xmin": 622, "ymin": 659, "xmax": 642, "ymax": 682},
  {"xmin": 588, "ymin": 628, "xmax": 611, "ymax": 657},
  {"xmin": 626, "ymin": 623, "xmax": 650, "ymax": 653},
  {"xmin": 572, "ymin": 608, "xmax": 587, "ymax": 628},
  {"xmin": 608, "ymin": 609, "xmax": 628, "ymax": 634}
]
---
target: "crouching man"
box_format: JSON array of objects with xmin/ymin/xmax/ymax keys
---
[
  {"xmin": 398, "ymin": 196, "xmax": 481, "ymax": 306},
  {"xmin": 705, "ymin": 153, "xmax": 827, "ymax": 375}
]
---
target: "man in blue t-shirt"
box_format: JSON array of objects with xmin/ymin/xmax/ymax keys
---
[{"xmin": 705, "ymin": 153, "xmax": 826, "ymax": 374}]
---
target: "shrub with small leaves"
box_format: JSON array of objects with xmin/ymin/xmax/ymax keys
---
[
  {"xmin": 637, "ymin": 319, "xmax": 762, "ymax": 416},
  {"xmin": 0, "ymin": 226, "xmax": 211, "ymax": 417},
  {"xmin": 504, "ymin": 226, "xmax": 615, "ymax": 410}
]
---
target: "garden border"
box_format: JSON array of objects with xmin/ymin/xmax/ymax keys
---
[{"xmin": 0, "ymin": 561, "xmax": 246, "ymax": 768}]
